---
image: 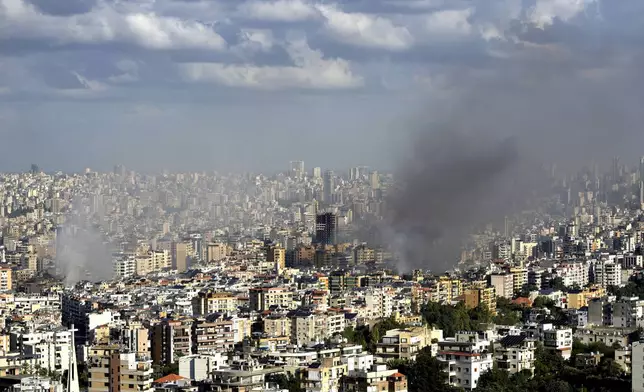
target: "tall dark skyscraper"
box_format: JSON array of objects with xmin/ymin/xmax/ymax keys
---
[{"xmin": 315, "ymin": 212, "xmax": 338, "ymax": 245}]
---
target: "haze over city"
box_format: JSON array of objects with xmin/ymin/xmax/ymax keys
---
[{"xmin": 2, "ymin": 1, "xmax": 644, "ymax": 392}]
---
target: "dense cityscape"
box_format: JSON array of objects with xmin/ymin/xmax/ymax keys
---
[
  {"xmin": 0, "ymin": 158, "xmax": 642, "ymax": 392},
  {"xmin": 3, "ymin": 0, "xmax": 644, "ymax": 391}
]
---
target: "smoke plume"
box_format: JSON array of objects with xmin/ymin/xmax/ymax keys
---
[
  {"xmin": 56, "ymin": 208, "xmax": 113, "ymax": 286},
  {"xmin": 384, "ymin": 22, "xmax": 644, "ymax": 272}
]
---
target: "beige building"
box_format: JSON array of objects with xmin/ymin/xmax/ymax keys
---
[
  {"xmin": 248, "ymin": 287, "xmax": 294, "ymax": 311},
  {"xmin": 88, "ymin": 346, "xmax": 154, "ymax": 392},
  {"xmin": 302, "ymin": 357, "xmax": 347, "ymax": 392},
  {"xmin": 490, "ymin": 274, "xmax": 514, "ymax": 299},
  {"xmin": 123, "ymin": 322, "xmax": 150, "ymax": 357},
  {"xmin": 206, "ymin": 243, "xmax": 227, "ymax": 262},
  {"xmin": 135, "ymin": 250, "xmax": 171, "ymax": 276},
  {"xmin": 510, "ymin": 268, "xmax": 528, "ymax": 293},
  {"xmin": 375, "ymin": 327, "xmax": 441, "ymax": 361},
  {"xmin": 263, "ymin": 316, "xmax": 291, "ymax": 338},
  {"xmin": 266, "ymin": 245, "xmax": 286, "ymax": 272},
  {"xmin": 192, "ymin": 291, "xmax": 238, "ymax": 316},
  {"xmin": 172, "ymin": 242, "xmax": 191, "ymax": 272}
]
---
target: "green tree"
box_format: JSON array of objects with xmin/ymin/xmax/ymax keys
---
[{"xmin": 396, "ymin": 349, "xmax": 456, "ymax": 392}]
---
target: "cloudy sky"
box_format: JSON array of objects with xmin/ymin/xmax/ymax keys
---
[{"xmin": 0, "ymin": 0, "xmax": 642, "ymax": 172}]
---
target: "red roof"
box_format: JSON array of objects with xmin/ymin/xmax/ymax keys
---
[{"xmin": 154, "ymin": 374, "xmax": 188, "ymax": 384}]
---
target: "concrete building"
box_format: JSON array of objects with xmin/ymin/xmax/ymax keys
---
[
  {"xmin": 249, "ymin": 287, "xmax": 294, "ymax": 312},
  {"xmin": 178, "ymin": 354, "xmax": 225, "ymax": 382},
  {"xmin": 490, "ymin": 274, "xmax": 514, "ymax": 299},
  {"xmin": 632, "ymin": 341, "xmax": 644, "ymax": 392},
  {"xmin": 374, "ymin": 327, "xmax": 438, "ymax": 361},
  {"xmin": 436, "ymin": 331, "xmax": 494, "ymax": 390},
  {"xmin": 87, "ymin": 346, "xmax": 154, "ymax": 392},
  {"xmin": 495, "ymin": 335, "xmax": 536, "ymax": 375},
  {"xmin": 192, "ymin": 291, "xmax": 238, "ymax": 316},
  {"xmin": 543, "ymin": 327, "xmax": 573, "ymax": 360}
]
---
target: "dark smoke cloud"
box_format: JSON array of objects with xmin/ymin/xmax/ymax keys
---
[{"xmin": 384, "ymin": 20, "xmax": 644, "ymax": 272}]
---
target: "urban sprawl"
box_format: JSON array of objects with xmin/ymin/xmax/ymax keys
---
[{"xmin": 2, "ymin": 160, "xmax": 644, "ymax": 392}]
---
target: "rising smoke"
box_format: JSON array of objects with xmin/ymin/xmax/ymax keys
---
[
  {"xmin": 384, "ymin": 20, "xmax": 644, "ymax": 272},
  {"xmin": 56, "ymin": 206, "xmax": 113, "ymax": 286}
]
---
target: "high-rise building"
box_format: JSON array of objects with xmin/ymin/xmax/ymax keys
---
[
  {"xmin": 633, "ymin": 341, "xmax": 644, "ymax": 392},
  {"xmin": 370, "ymin": 171, "xmax": 380, "ymax": 190},
  {"xmin": 266, "ymin": 245, "xmax": 286, "ymax": 272},
  {"xmin": 323, "ymin": 170, "xmax": 334, "ymax": 203},
  {"xmin": 207, "ymin": 243, "xmax": 227, "ymax": 262},
  {"xmin": 172, "ymin": 242, "xmax": 190, "ymax": 272},
  {"xmin": 313, "ymin": 167, "xmax": 322, "ymax": 179},
  {"xmin": 87, "ymin": 346, "xmax": 154, "ymax": 392},
  {"xmin": 290, "ymin": 161, "xmax": 305, "ymax": 179},
  {"xmin": 315, "ymin": 213, "xmax": 338, "ymax": 245},
  {"xmin": 490, "ymin": 273, "xmax": 514, "ymax": 299}
]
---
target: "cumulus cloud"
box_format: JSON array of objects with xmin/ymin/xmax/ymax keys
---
[
  {"xmin": 316, "ymin": 4, "xmax": 414, "ymax": 50},
  {"xmin": 425, "ymin": 8, "xmax": 473, "ymax": 37},
  {"xmin": 527, "ymin": 0, "xmax": 598, "ymax": 28},
  {"xmin": 0, "ymin": 0, "xmax": 227, "ymax": 50},
  {"xmin": 236, "ymin": 0, "xmax": 318, "ymax": 21},
  {"xmin": 181, "ymin": 38, "xmax": 363, "ymax": 89}
]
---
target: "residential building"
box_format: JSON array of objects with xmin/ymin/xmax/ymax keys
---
[
  {"xmin": 436, "ymin": 331, "xmax": 494, "ymax": 390},
  {"xmin": 495, "ymin": 335, "xmax": 536, "ymax": 375},
  {"xmin": 490, "ymin": 274, "xmax": 513, "ymax": 299},
  {"xmin": 192, "ymin": 291, "xmax": 238, "ymax": 316},
  {"xmin": 543, "ymin": 327, "xmax": 573, "ymax": 360},
  {"xmin": 375, "ymin": 327, "xmax": 438, "ymax": 361}
]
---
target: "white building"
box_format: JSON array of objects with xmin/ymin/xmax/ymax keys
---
[
  {"xmin": 495, "ymin": 335, "xmax": 536, "ymax": 375},
  {"xmin": 594, "ymin": 260, "xmax": 622, "ymax": 288},
  {"xmin": 179, "ymin": 354, "xmax": 226, "ymax": 381},
  {"xmin": 632, "ymin": 341, "xmax": 644, "ymax": 392},
  {"xmin": 113, "ymin": 256, "xmax": 136, "ymax": 279},
  {"xmin": 554, "ymin": 262, "xmax": 590, "ymax": 288},
  {"xmin": 11, "ymin": 377, "xmax": 64, "ymax": 392},
  {"xmin": 23, "ymin": 340, "xmax": 72, "ymax": 374},
  {"xmin": 543, "ymin": 327, "xmax": 573, "ymax": 360},
  {"xmin": 436, "ymin": 331, "xmax": 494, "ymax": 390}
]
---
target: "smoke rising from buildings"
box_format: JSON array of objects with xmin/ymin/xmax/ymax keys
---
[
  {"xmin": 385, "ymin": 27, "xmax": 644, "ymax": 272},
  {"xmin": 56, "ymin": 210, "xmax": 113, "ymax": 286}
]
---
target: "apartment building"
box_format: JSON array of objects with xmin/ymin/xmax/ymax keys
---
[
  {"xmin": 248, "ymin": 287, "xmax": 294, "ymax": 312},
  {"xmin": 150, "ymin": 319, "xmax": 193, "ymax": 366},
  {"xmin": 302, "ymin": 357, "xmax": 347, "ymax": 392},
  {"xmin": 593, "ymin": 260, "xmax": 622, "ymax": 288},
  {"xmin": 463, "ymin": 286, "xmax": 496, "ymax": 315},
  {"xmin": 192, "ymin": 291, "xmax": 238, "ymax": 316},
  {"xmin": 191, "ymin": 319, "xmax": 235, "ymax": 355},
  {"xmin": 495, "ymin": 335, "xmax": 536, "ymax": 375},
  {"xmin": 262, "ymin": 315, "xmax": 291, "ymax": 338},
  {"xmin": 0, "ymin": 267, "xmax": 12, "ymax": 291},
  {"xmin": 436, "ymin": 331, "xmax": 494, "ymax": 390},
  {"xmin": 490, "ymin": 274, "xmax": 514, "ymax": 299},
  {"xmin": 543, "ymin": 327, "xmax": 573, "ymax": 360},
  {"xmin": 509, "ymin": 268, "xmax": 528, "ymax": 293},
  {"xmin": 206, "ymin": 243, "xmax": 227, "ymax": 262},
  {"xmin": 554, "ymin": 262, "xmax": 590, "ymax": 287},
  {"xmin": 87, "ymin": 346, "xmax": 154, "ymax": 392},
  {"xmin": 632, "ymin": 341, "xmax": 644, "ymax": 392},
  {"xmin": 429, "ymin": 277, "xmax": 463, "ymax": 303},
  {"xmin": 375, "ymin": 327, "xmax": 438, "ymax": 361},
  {"xmin": 342, "ymin": 364, "xmax": 407, "ymax": 392}
]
